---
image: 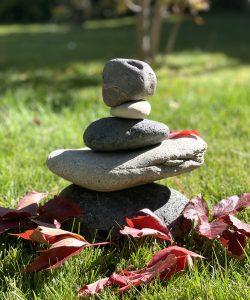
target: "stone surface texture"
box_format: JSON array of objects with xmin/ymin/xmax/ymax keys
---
[
  {"xmin": 83, "ymin": 117, "xmax": 169, "ymax": 151},
  {"xmin": 60, "ymin": 183, "xmax": 189, "ymax": 239},
  {"xmin": 102, "ymin": 58, "xmax": 157, "ymax": 107},
  {"xmin": 110, "ymin": 100, "xmax": 151, "ymax": 119},
  {"xmin": 47, "ymin": 136, "xmax": 207, "ymax": 192}
]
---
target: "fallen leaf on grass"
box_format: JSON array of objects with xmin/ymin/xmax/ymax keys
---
[
  {"xmin": 0, "ymin": 192, "xmax": 49, "ymax": 234},
  {"xmin": 219, "ymin": 229, "xmax": 247, "ymax": 257},
  {"xmin": 13, "ymin": 226, "xmax": 85, "ymax": 244},
  {"xmin": 120, "ymin": 209, "xmax": 171, "ymax": 241},
  {"xmin": 31, "ymin": 219, "xmax": 61, "ymax": 229},
  {"xmin": 182, "ymin": 192, "xmax": 250, "ymax": 257},
  {"xmin": 0, "ymin": 193, "xmax": 83, "ymax": 234},
  {"xmin": 79, "ymin": 277, "xmax": 111, "ymax": 296},
  {"xmin": 220, "ymin": 214, "xmax": 250, "ymax": 237},
  {"xmin": 13, "ymin": 226, "xmax": 111, "ymax": 272},
  {"xmin": 213, "ymin": 193, "xmax": 250, "ymax": 218},
  {"xmin": 120, "ymin": 226, "xmax": 171, "ymax": 241},
  {"xmin": 24, "ymin": 242, "xmax": 87, "ymax": 272},
  {"xmin": 79, "ymin": 246, "xmax": 203, "ymax": 296},
  {"xmin": 37, "ymin": 196, "xmax": 84, "ymax": 223},
  {"xmin": 169, "ymin": 130, "xmax": 200, "ymax": 139},
  {"xmin": 182, "ymin": 194, "xmax": 209, "ymax": 223},
  {"xmin": 198, "ymin": 220, "xmax": 228, "ymax": 238},
  {"xmin": 17, "ymin": 191, "xmax": 50, "ymax": 213}
]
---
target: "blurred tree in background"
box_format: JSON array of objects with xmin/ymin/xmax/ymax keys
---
[
  {"xmin": 0, "ymin": 0, "xmax": 249, "ymax": 62},
  {"xmin": 0, "ymin": 0, "xmax": 249, "ymax": 24},
  {"xmin": 118, "ymin": 0, "xmax": 210, "ymax": 62}
]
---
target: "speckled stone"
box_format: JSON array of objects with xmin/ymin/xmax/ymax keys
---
[
  {"xmin": 59, "ymin": 183, "xmax": 190, "ymax": 240},
  {"xmin": 102, "ymin": 58, "xmax": 157, "ymax": 107},
  {"xmin": 83, "ymin": 117, "xmax": 169, "ymax": 151},
  {"xmin": 46, "ymin": 136, "xmax": 207, "ymax": 192},
  {"xmin": 110, "ymin": 100, "xmax": 151, "ymax": 119}
]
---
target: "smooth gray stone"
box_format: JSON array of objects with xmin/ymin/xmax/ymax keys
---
[
  {"xmin": 47, "ymin": 136, "xmax": 207, "ymax": 192},
  {"xmin": 102, "ymin": 58, "xmax": 157, "ymax": 107},
  {"xmin": 59, "ymin": 183, "xmax": 190, "ymax": 240},
  {"xmin": 83, "ymin": 117, "xmax": 169, "ymax": 151}
]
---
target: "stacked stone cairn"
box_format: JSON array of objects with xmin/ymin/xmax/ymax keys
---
[{"xmin": 47, "ymin": 58, "xmax": 207, "ymax": 239}]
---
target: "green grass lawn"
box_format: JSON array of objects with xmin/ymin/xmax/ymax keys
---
[{"xmin": 0, "ymin": 12, "xmax": 250, "ymax": 299}]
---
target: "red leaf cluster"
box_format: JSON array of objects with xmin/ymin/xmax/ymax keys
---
[
  {"xmin": 77, "ymin": 209, "xmax": 202, "ymax": 296},
  {"xmin": 37, "ymin": 196, "xmax": 83, "ymax": 223},
  {"xmin": 79, "ymin": 246, "xmax": 203, "ymax": 296},
  {"xmin": 14, "ymin": 226, "xmax": 110, "ymax": 272},
  {"xmin": 183, "ymin": 193, "xmax": 250, "ymax": 256},
  {"xmin": 169, "ymin": 130, "xmax": 200, "ymax": 139},
  {"xmin": 0, "ymin": 192, "xmax": 83, "ymax": 234},
  {"xmin": 4, "ymin": 189, "xmax": 249, "ymax": 297},
  {"xmin": 0, "ymin": 192, "xmax": 49, "ymax": 234},
  {"xmin": 120, "ymin": 209, "xmax": 172, "ymax": 241}
]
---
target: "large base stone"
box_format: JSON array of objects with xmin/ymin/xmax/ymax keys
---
[{"xmin": 60, "ymin": 183, "xmax": 189, "ymax": 240}]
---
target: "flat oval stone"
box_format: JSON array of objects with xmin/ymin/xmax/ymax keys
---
[
  {"xmin": 110, "ymin": 100, "xmax": 151, "ymax": 119},
  {"xmin": 47, "ymin": 136, "xmax": 207, "ymax": 192},
  {"xmin": 60, "ymin": 183, "xmax": 190, "ymax": 240},
  {"xmin": 102, "ymin": 58, "xmax": 157, "ymax": 107},
  {"xmin": 83, "ymin": 117, "xmax": 169, "ymax": 151}
]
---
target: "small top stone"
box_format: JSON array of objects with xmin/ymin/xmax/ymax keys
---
[{"xmin": 102, "ymin": 58, "xmax": 157, "ymax": 107}]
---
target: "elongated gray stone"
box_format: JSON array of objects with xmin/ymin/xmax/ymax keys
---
[
  {"xmin": 47, "ymin": 137, "xmax": 207, "ymax": 192},
  {"xmin": 83, "ymin": 117, "xmax": 169, "ymax": 151},
  {"xmin": 102, "ymin": 58, "xmax": 157, "ymax": 107},
  {"xmin": 59, "ymin": 183, "xmax": 190, "ymax": 240}
]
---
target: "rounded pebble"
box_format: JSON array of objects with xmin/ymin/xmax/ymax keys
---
[
  {"xmin": 102, "ymin": 58, "xmax": 157, "ymax": 107},
  {"xmin": 110, "ymin": 100, "xmax": 151, "ymax": 119}
]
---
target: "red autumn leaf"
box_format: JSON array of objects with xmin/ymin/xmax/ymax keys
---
[
  {"xmin": 0, "ymin": 191, "xmax": 50, "ymax": 234},
  {"xmin": 219, "ymin": 229, "xmax": 247, "ymax": 257},
  {"xmin": 169, "ymin": 130, "xmax": 200, "ymax": 139},
  {"xmin": 120, "ymin": 226, "xmax": 171, "ymax": 241},
  {"xmin": 30, "ymin": 219, "xmax": 61, "ymax": 229},
  {"xmin": 182, "ymin": 194, "xmax": 209, "ymax": 223},
  {"xmin": 79, "ymin": 246, "xmax": 203, "ymax": 296},
  {"xmin": 117, "ymin": 254, "xmax": 178, "ymax": 294},
  {"xmin": 0, "ymin": 192, "xmax": 83, "ymax": 234},
  {"xmin": 0, "ymin": 207, "xmax": 16, "ymax": 217},
  {"xmin": 12, "ymin": 228, "xmax": 49, "ymax": 244},
  {"xmin": 11, "ymin": 229, "xmax": 36, "ymax": 241},
  {"xmin": 120, "ymin": 209, "xmax": 171, "ymax": 241},
  {"xmin": 18, "ymin": 191, "xmax": 50, "ymax": 214},
  {"xmin": 37, "ymin": 196, "xmax": 83, "ymax": 223},
  {"xmin": 18, "ymin": 226, "xmax": 111, "ymax": 272},
  {"xmin": 198, "ymin": 220, "xmax": 228, "ymax": 238},
  {"xmin": 146, "ymin": 246, "xmax": 204, "ymax": 269},
  {"xmin": 24, "ymin": 242, "xmax": 86, "ymax": 272},
  {"xmin": 220, "ymin": 214, "xmax": 250, "ymax": 238},
  {"xmin": 14, "ymin": 226, "xmax": 85, "ymax": 245},
  {"xmin": 0, "ymin": 210, "xmax": 31, "ymax": 234},
  {"xmin": 212, "ymin": 193, "xmax": 250, "ymax": 219},
  {"xmin": 125, "ymin": 209, "xmax": 170, "ymax": 234},
  {"xmin": 79, "ymin": 277, "xmax": 111, "ymax": 296},
  {"xmin": 24, "ymin": 238, "xmax": 111, "ymax": 272}
]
